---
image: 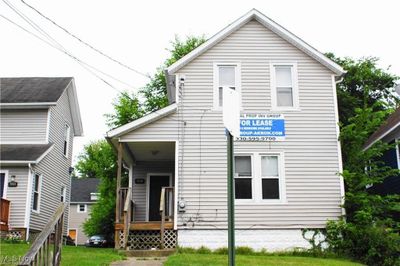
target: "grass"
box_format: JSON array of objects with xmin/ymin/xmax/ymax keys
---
[
  {"xmin": 165, "ymin": 253, "xmax": 364, "ymax": 266},
  {"xmin": 0, "ymin": 243, "xmax": 125, "ymax": 266}
]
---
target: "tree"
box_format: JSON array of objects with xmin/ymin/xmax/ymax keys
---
[
  {"xmin": 324, "ymin": 88, "xmax": 400, "ymax": 265},
  {"xmin": 75, "ymin": 140, "xmax": 126, "ymax": 241},
  {"xmin": 326, "ymin": 54, "xmax": 399, "ymax": 125},
  {"xmin": 105, "ymin": 35, "xmax": 206, "ymax": 127}
]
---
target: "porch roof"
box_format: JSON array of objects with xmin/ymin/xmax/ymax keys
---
[{"xmin": 106, "ymin": 103, "xmax": 177, "ymax": 139}]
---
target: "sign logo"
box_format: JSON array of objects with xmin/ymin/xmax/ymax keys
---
[{"xmin": 236, "ymin": 114, "xmax": 285, "ymax": 141}]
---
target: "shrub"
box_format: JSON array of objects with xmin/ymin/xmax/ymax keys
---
[{"xmin": 235, "ymin": 246, "xmax": 255, "ymax": 255}]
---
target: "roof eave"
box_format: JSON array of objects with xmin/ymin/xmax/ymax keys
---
[
  {"xmin": 167, "ymin": 9, "xmax": 345, "ymax": 76},
  {"xmin": 65, "ymin": 79, "xmax": 84, "ymax": 136}
]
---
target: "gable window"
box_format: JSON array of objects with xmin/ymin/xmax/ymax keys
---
[
  {"xmin": 234, "ymin": 156, "xmax": 252, "ymax": 199},
  {"xmin": 271, "ymin": 63, "xmax": 299, "ymax": 109},
  {"xmin": 32, "ymin": 174, "xmax": 41, "ymax": 212},
  {"xmin": 63, "ymin": 124, "xmax": 70, "ymax": 157},
  {"xmin": 60, "ymin": 186, "xmax": 66, "ymax": 202},
  {"xmin": 214, "ymin": 63, "xmax": 241, "ymax": 109},
  {"xmin": 77, "ymin": 204, "xmax": 87, "ymax": 213}
]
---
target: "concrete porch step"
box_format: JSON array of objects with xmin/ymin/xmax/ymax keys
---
[{"xmin": 124, "ymin": 249, "xmax": 175, "ymax": 257}]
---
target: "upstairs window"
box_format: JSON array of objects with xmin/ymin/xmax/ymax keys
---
[
  {"xmin": 214, "ymin": 63, "xmax": 241, "ymax": 109},
  {"xmin": 271, "ymin": 63, "xmax": 299, "ymax": 109},
  {"xmin": 77, "ymin": 204, "xmax": 87, "ymax": 213},
  {"xmin": 32, "ymin": 174, "xmax": 41, "ymax": 212},
  {"xmin": 63, "ymin": 124, "xmax": 70, "ymax": 157},
  {"xmin": 234, "ymin": 156, "xmax": 252, "ymax": 200}
]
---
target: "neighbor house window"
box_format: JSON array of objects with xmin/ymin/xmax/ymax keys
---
[
  {"xmin": 271, "ymin": 63, "xmax": 298, "ymax": 109},
  {"xmin": 32, "ymin": 174, "xmax": 41, "ymax": 212},
  {"xmin": 234, "ymin": 156, "xmax": 252, "ymax": 199},
  {"xmin": 77, "ymin": 204, "xmax": 87, "ymax": 213},
  {"xmin": 261, "ymin": 155, "xmax": 280, "ymax": 199},
  {"xmin": 60, "ymin": 186, "xmax": 66, "ymax": 202},
  {"xmin": 63, "ymin": 124, "xmax": 70, "ymax": 157},
  {"xmin": 214, "ymin": 63, "xmax": 241, "ymax": 109}
]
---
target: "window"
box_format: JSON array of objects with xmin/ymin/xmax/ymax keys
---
[
  {"xmin": 234, "ymin": 156, "xmax": 252, "ymax": 199},
  {"xmin": 90, "ymin": 192, "xmax": 100, "ymax": 201},
  {"xmin": 32, "ymin": 174, "xmax": 41, "ymax": 212},
  {"xmin": 234, "ymin": 152, "xmax": 286, "ymax": 203},
  {"xmin": 60, "ymin": 186, "xmax": 66, "ymax": 202},
  {"xmin": 214, "ymin": 63, "xmax": 240, "ymax": 109},
  {"xmin": 63, "ymin": 124, "xmax": 70, "ymax": 157},
  {"xmin": 77, "ymin": 204, "xmax": 87, "ymax": 213},
  {"xmin": 261, "ymin": 155, "xmax": 280, "ymax": 199},
  {"xmin": 271, "ymin": 63, "xmax": 298, "ymax": 109}
]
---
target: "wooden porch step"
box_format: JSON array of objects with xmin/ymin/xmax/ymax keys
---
[
  {"xmin": 123, "ymin": 249, "xmax": 175, "ymax": 257},
  {"xmin": 115, "ymin": 221, "xmax": 174, "ymax": 231}
]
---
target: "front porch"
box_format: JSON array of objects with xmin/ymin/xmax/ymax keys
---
[{"xmin": 112, "ymin": 141, "xmax": 178, "ymax": 250}]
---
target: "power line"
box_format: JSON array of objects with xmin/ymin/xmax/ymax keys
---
[
  {"xmin": 20, "ymin": 0, "xmax": 151, "ymax": 79},
  {"xmin": 2, "ymin": 0, "xmax": 139, "ymax": 90}
]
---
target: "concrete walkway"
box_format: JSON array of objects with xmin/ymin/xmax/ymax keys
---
[{"xmin": 111, "ymin": 257, "xmax": 166, "ymax": 266}]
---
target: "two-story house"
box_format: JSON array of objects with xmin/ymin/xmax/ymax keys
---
[
  {"xmin": 68, "ymin": 178, "xmax": 100, "ymax": 245},
  {"xmin": 0, "ymin": 77, "xmax": 83, "ymax": 241},
  {"xmin": 106, "ymin": 9, "xmax": 345, "ymax": 251}
]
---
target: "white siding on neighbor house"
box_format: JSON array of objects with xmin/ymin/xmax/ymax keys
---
[
  {"xmin": 68, "ymin": 204, "xmax": 92, "ymax": 245},
  {"xmin": 30, "ymin": 87, "xmax": 74, "ymax": 233},
  {"xmin": 0, "ymin": 109, "xmax": 48, "ymax": 143},
  {"xmin": 132, "ymin": 161, "xmax": 175, "ymax": 221},
  {"xmin": 2, "ymin": 166, "xmax": 29, "ymax": 228},
  {"xmin": 120, "ymin": 19, "xmax": 342, "ymax": 230}
]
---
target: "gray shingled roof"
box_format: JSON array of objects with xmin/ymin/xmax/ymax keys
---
[
  {"xmin": 71, "ymin": 178, "xmax": 100, "ymax": 203},
  {"xmin": 1, "ymin": 77, "xmax": 72, "ymax": 103},
  {"xmin": 0, "ymin": 144, "xmax": 53, "ymax": 162}
]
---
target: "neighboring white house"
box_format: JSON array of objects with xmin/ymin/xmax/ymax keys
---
[
  {"xmin": 107, "ymin": 9, "xmax": 345, "ymax": 251},
  {"xmin": 68, "ymin": 178, "xmax": 100, "ymax": 245},
  {"xmin": 0, "ymin": 77, "xmax": 83, "ymax": 241}
]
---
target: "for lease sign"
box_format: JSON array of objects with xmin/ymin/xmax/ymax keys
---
[{"xmin": 236, "ymin": 114, "xmax": 285, "ymax": 141}]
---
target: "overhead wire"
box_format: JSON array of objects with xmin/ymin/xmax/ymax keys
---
[
  {"xmin": 19, "ymin": 0, "xmax": 151, "ymax": 79},
  {"xmin": 2, "ymin": 0, "xmax": 139, "ymax": 91}
]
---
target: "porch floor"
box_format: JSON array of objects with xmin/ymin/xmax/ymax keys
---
[{"xmin": 115, "ymin": 221, "xmax": 174, "ymax": 231}]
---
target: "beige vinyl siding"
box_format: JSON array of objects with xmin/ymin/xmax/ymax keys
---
[
  {"xmin": 3, "ymin": 167, "xmax": 29, "ymax": 228},
  {"xmin": 132, "ymin": 161, "xmax": 175, "ymax": 221},
  {"xmin": 119, "ymin": 19, "xmax": 342, "ymax": 229},
  {"xmin": 0, "ymin": 109, "xmax": 48, "ymax": 143},
  {"xmin": 68, "ymin": 204, "xmax": 92, "ymax": 245},
  {"xmin": 172, "ymin": 19, "xmax": 342, "ymax": 229},
  {"xmin": 30, "ymin": 87, "xmax": 74, "ymax": 233}
]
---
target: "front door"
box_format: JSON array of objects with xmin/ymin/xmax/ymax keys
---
[{"xmin": 148, "ymin": 175, "xmax": 170, "ymax": 221}]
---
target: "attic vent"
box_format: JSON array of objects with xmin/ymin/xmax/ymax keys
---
[{"xmin": 90, "ymin": 192, "xmax": 100, "ymax": 201}]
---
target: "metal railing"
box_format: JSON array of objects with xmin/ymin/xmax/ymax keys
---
[
  {"xmin": 19, "ymin": 203, "xmax": 66, "ymax": 266},
  {"xmin": 0, "ymin": 198, "xmax": 10, "ymax": 231},
  {"xmin": 159, "ymin": 187, "xmax": 174, "ymax": 249}
]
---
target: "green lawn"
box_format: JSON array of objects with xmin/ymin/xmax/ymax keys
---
[
  {"xmin": 0, "ymin": 243, "xmax": 125, "ymax": 266},
  {"xmin": 165, "ymin": 253, "xmax": 363, "ymax": 266}
]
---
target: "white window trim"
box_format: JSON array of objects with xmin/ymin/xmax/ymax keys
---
[
  {"xmin": 235, "ymin": 151, "xmax": 287, "ymax": 205},
  {"xmin": 77, "ymin": 204, "xmax": 87, "ymax": 213},
  {"xmin": 61, "ymin": 185, "xmax": 66, "ymax": 202},
  {"xmin": 0, "ymin": 170, "xmax": 9, "ymax": 199},
  {"xmin": 63, "ymin": 123, "xmax": 71, "ymax": 158},
  {"xmin": 234, "ymin": 153, "xmax": 255, "ymax": 203},
  {"xmin": 213, "ymin": 62, "xmax": 241, "ymax": 110},
  {"xmin": 270, "ymin": 62, "xmax": 300, "ymax": 111},
  {"xmin": 32, "ymin": 173, "xmax": 42, "ymax": 213}
]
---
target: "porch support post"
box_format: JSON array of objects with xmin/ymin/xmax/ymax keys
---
[{"xmin": 116, "ymin": 142, "xmax": 123, "ymax": 223}]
